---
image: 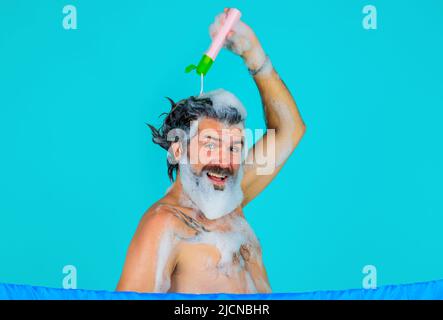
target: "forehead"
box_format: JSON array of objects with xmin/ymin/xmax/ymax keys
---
[{"xmin": 195, "ymin": 117, "xmax": 244, "ymax": 140}]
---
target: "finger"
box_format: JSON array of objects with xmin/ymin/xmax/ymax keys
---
[
  {"xmin": 220, "ymin": 13, "xmax": 226, "ymax": 25},
  {"xmin": 213, "ymin": 13, "xmax": 220, "ymax": 24},
  {"xmin": 209, "ymin": 23, "xmax": 218, "ymax": 38},
  {"xmin": 209, "ymin": 14, "xmax": 222, "ymax": 37}
]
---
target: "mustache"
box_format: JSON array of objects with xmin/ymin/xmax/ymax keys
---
[{"xmin": 201, "ymin": 165, "xmax": 233, "ymax": 177}]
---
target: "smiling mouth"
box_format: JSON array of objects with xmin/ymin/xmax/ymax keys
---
[{"xmin": 206, "ymin": 172, "xmax": 228, "ymax": 186}]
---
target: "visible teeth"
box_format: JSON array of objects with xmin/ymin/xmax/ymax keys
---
[{"xmin": 208, "ymin": 172, "xmax": 225, "ymax": 178}]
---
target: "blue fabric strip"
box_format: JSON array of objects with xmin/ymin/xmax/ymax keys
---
[{"xmin": 1, "ymin": 280, "xmax": 442, "ymax": 300}]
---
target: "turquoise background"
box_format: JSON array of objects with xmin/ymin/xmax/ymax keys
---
[{"xmin": 1, "ymin": 0, "xmax": 442, "ymax": 293}]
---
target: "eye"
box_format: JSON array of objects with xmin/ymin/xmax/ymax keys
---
[
  {"xmin": 205, "ymin": 142, "xmax": 216, "ymax": 150},
  {"xmin": 230, "ymin": 146, "xmax": 240, "ymax": 153}
]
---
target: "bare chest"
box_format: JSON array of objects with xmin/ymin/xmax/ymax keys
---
[{"xmin": 175, "ymin": 214, "xmax": 263, "ymax": 276}]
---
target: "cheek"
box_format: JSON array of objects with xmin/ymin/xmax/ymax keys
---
[
  {"xmin": 231, "ymin": 152, "xmax": 243, "ymax": 166},
  {"xmin": 191, "ymin": 163, "xmax": 203, "ymax": 175},
  {"xmin": 188, "ymin": 140, "xmax": 199, "ymax": 164},
  {"xmin": 199, "ymin": 148, "xmax": 220, "ymax": 165},
  {"xmin": 232, "ymin": 163, "xmax": 241, "ymax": 174}
]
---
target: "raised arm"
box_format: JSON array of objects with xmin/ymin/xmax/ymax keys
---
[
  {"xmin": 210, "ymin": 9, "xmax": 306, "ymax": 206},
  {"xmin": 241, "ymin": 47, "xmax": 306, "ymax": 205}
]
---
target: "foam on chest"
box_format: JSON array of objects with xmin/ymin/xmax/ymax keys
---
[{"xmin": 186, "ymin": 215, "xmax": 260, "ymax": 274}]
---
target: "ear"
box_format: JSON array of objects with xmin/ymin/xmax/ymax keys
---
[{"xmin": 170, "ymin": 141, "xmax": 183, "ymax": 163}]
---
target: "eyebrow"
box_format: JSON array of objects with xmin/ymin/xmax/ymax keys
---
[
  {"xmin": 232, "ymin": 140, "xmax": 244, "ymax": 146},
  {"xmin": 202, "ymin": 135, "xmax": 221, "ymax": 143},
  {"xmin": 202, "ymin": 135, "xmax": 244, "ymax": 146}
]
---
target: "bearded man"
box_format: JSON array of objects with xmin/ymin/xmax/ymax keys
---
[{"xmin": 116, "ymin": 9, "xmax": 306, "ymax": 293}]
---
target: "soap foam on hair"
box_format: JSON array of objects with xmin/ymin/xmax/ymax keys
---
[{"xmin": 199, "ymin": 88, "xmax": 247, "ymax": 121}]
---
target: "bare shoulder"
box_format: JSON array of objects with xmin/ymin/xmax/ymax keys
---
[
  {"xmin": 116, "ymin": 203, "xmax": 181, "ymax": 292},
  {"xmin": 134, "ymin": 202, "xmax": 213, "ymax": 246},
  {"xmin": 134, "ymin": 203, "xmax": 182, "ymax": 239}
]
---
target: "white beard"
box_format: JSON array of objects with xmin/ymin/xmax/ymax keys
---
[{"xmin": 178, "ymin": 159, "xmax": 244, "ymax": 220}]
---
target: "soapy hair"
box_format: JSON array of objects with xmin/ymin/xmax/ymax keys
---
[{"xmin": 147, "ymin": 91, "xmax": 246, "ymax": 181}]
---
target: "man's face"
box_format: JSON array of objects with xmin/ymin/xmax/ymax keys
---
[
  {"xmin": 176, "ymin": 117, "xmax": 245, "ymax": 220},
  {"xmin": 187, "ymin": 118, "xmax": 244, "ymax": 191}
]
